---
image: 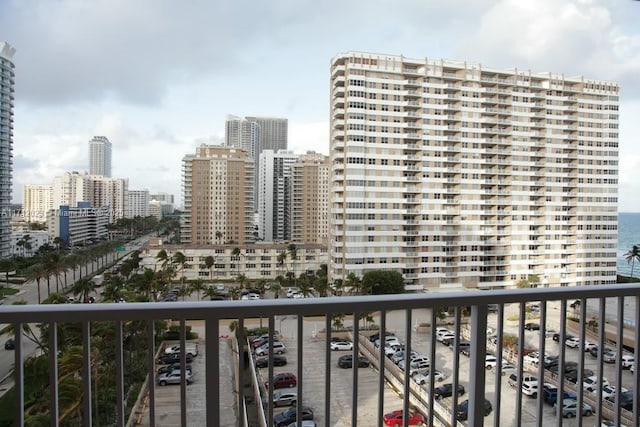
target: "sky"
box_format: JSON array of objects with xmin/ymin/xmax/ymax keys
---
[{"xmin": 1, "ymin": 0, "xmax": 640, "ymax": 210}]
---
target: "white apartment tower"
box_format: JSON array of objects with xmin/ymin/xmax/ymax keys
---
[
  {"xmin": 330, "ymin": 52, "xmax": 619, "ymax": 290},
  {"xmin": 291, "ymin": 151, "xmax": 330, "ymax": 245},
  {"xmin": 0, "ymin": 42, "xmax": 16, "ymax": 258},
  {"xmin": 22, "ymin": 185, "xmax": 53, "ymax": 223},
  {"xmin": 127, "ymin": 189, "xmax": 150, "ymax": 218},
  {"xmin": 181, "ymin": 145, "xmax": 254, "ymax": 244},
  {"xmin": 52, "ymin": 172, "xmax": 88, "ymax": 209},
  {"xmin": 52, "ymin": 172, "xmax": 127, "ymax": 222},
  {"xmin": 258, "ymin": 149, "xmax": 298, "ymax": 242},
  {"xmin": 89, "ymin": 136, "xmax": 112, "ymax": 177}
]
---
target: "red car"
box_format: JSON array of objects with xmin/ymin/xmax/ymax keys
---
[
  {"xmin": 383, "ymin": 409, "xmax": 425, "ymax": 426},
  {"xmin": 264, "ymin": 372, "xmax": 297, "ymax": 390}
]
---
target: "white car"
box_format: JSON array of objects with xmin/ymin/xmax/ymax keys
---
[
  {"xmin": 565, "ymin": 337, "xmax": 581, "ymax": 348},
  {"xmin": 398, "ymin": 355, "xmax": 429, "ymax": 370},
  {"xmin": 436, "ymin": 332, "xmax": 456, "ymax": 343},
  {"xmin": 583, "ymin": 375, "xmax": 609, "ymax": 392},
  {"xmin": 521, "ymin": 380, "xmax": 539, "ymax": 397},
  {"xmin": 374, "ymin": 336, "xmax": 401, "ymax": 348},
  {"xmin": 599, "ymin": 384, "xmax": 628, "ymax": 400},
  {"xmin": 583, "ymin": 341, "xmax": 597, "ymax": 352},
  {"xmin": 485, "ymin": 355, "xmax": 510, "ymax": 370},
  {"xmin": 412, "ymin": 370, "xmax": 446, "ymax": 385},
  {"xmin": 630, "ymin": 363, "xmax": 635, "ymax": 373},
  {"xmin": 286, "ymin": 288, "xmax": 300, "ymax": 298},
  {"xmin": 621, "ymin": 354, "xmax": 635, "ymax": 368},
  {"xmin": 330, "ymin": 340, "xmax": 353, "ymax": 351}
]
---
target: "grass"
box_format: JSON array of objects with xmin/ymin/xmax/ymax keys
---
[{"xmin": 0, "ymin": 287, "xmax": 18, "ymax": 298}]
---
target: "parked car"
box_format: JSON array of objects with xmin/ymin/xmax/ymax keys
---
[
  {"xmin": 330, "ymin": 340, "xmax": 353, "ymax": 351},
  {"xmin": 606, "ymin": 390, "xmax": 634, "ymax": 411},
  {"xmin": 265, "ymin": 372, "xmax": 297, "ymax": 389},
  {"xmin": 494, "ymin": 361, "xmax": 517, "ymax": 376},
  {"xmin": 255, "ymin": 341, "xmax": 287, "ymax": 356},
  {"xmin": 602, "ymin": 350, "xmax": 617, "ymax": 363},
  {"xmin": 286, "ymin": 422, "xmax": 315, "ymax": 427},
  {"xmin": 390, "ymin": 350, "xmax": 418, "ymax": 365},
  {"xmin": 621, "ymin": 354, "xmax": 635, "ymax": 368},
  {"xmin": 368, "ymin": 331, "xmax": 396, "ymax": 343},
  {"xmin": 4, "ymin": 338, "xmax": 15, "ymax": 350},
  {"xmin": 524, "ymin": 323, "xmax": 540, "ymax": 331},
  {"xmin": 382, "ymin": 409, "xmax": 425, "ymax": 426},
  {"xmin": 542, "ymin": 383, "xmax": 577, "ymax": 405},
  {"xmin": 255, "ymin": 355, "xmax": 288, "ymax": 368},
  {"xmin": 157, "ymin": 362, "xmax": 192, "ymax": 375},
  {"xmin": 398, "ymin": 356, "xmax": 429, "ymax": 370},
  {"xmin": 564, "ymin": 337, "xmax": 581, "ymax": 348},
  {"xmin": 521, "ymin": 381, "xmax": 539, "ymax": 398},
  {"xmin": 338, "ymin": 354, "xmax": 370, "ymax": 369},
  {"xmin": 456, "ymin": 398, "xmax": 492, "ymax": 421},
  {"xmin": 274, "ymin": 406, "xmax": 314, "ymax": 427},
  {"xmin": 433, "ymin": 383, "xmax": 466, "ymax": 400},
  {"xmin": 523, "ymin": 351, "xmax": 553, "ymax": 366},
  {"xmin": 554, "ymin": 398, "xmax": 593, "ymax": 417},
  {"xmin": 164, "ymin": 343, "xmax": 198, "ymax": 357},
  {"xmin": 408, "ymin": 360, "xmax": 431, "ymax": 376},
  {"xmin": 285, "ymin": 287, "xmax": 300, "ymax": 298},
  {"xmin": 412, "ymin": 370, "xmax": 447, "ymax": 385},
  {"xmin": 270, "ymin": 390, "xmax": 298, "ymax": 407},
  {"xmin": 583, "ymin": 375, "xmax": 610, "ymax": 392},
  {"xmin": 600, "ymin": 384, "xmax": 628, "ymax": 400},
  {"xmin": 508, "ymin": 373, "xmax": 537, "ymax": 388},
  {"xmin": 374, "ymin": 336, "xmax": 401, "ymax": 348},
  {"xmin": 157, "ymin": 353, "xmax": 193, "ymax": 365},
  {"xmin": 157, "ymin": 370, "xmax": 193, "ymax": 386}
]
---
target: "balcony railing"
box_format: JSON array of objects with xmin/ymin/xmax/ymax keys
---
[{"xmin": 1, "ymin": 284, "xmax": 640, "ymax": 427}]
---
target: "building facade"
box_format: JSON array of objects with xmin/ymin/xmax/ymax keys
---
[
  {"xmin": 10, "ymin": 230, "xmax": 50, "ymax": 256},
  {"xmin": 225, "ymin": 115, "xmax": 288, "ymax": 212},
  {"xmin": 140, "ymin": 242, "xmax": 328, "ymax": 282},
  {"xmin": 128, "ymin": 189, "xmax": 150, "ymax": 218},
  {"xmin": 89, "ymin": 136, "xmax": 112, "ymax": 177},
  {"xmin": 291, "ymin": 151, "xmax": 330, "ymax": 245},
  {"xmin": 47, "ymin": 202, "xmax": 109, "ymax": 247},
  {"xmin": 52, "ymin": 171, "xmax": 89, "ymax": 209},
  {"xmin": 0, "ymin": 42, "xmax": 16, "ymax": 258},
  {"xmin": 181, "ymin": 145, "xmax": 254, "ymax": 245},
  {"xmin": 22, "ymin": 184, "xmax": 52, "ymax": 223},
  {"xmin": 258, "ymin": 149, "xmax": 298, "ymax": 242},
  {"xmin": 330, "ymin": 52, "xmax": 619, "ymax": 290}
]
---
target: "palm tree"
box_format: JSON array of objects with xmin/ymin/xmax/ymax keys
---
[
  {"xmin": 287, "ymin": 244, "xmax": 297, "ymax": 286},
  {"xmin": 277, "ymin": 251, "xmax": 288, "ymax": 276},
  {"xmin": 204, "ymin": 255, "xmax": 214, "ymax": 279},
  {"xmin": 71, "ymin": 278, "xmax": 97, "ymax": 303},
  {"xmin": 203, "ymin": 285, "xmax": 220, "ymax": 301},
  {"xmin": 156, "ymin": 249, "xmax": 170, "ymax": 270},
  {"xmin": 231, "ymin": 247, "xmax": 241, "ymax": 278},
  {"xmin": 189, "ymin": 279, "xmax": 206, "ymax": 301},
  {"xmin": 0, "ymin": 258, "xmax": 16, "ymax": 290},
  {"xmin": 236, "ymin": 273, "xmax": 248, "ymax": 290},
  {"xmin": 625, "ymin": 245, "xmax": 640, "ymax": 278},
  {"xmin": 228, "ymin": 287, "xmax": 240, "ymax": 300},
  {"xmin": 270, "ymin": 282, "xmax": 282, "ymax": 299},
  {"xmin": 172, "ymin": 251, "xmax": 188, "ymax": 287},
  {"xmin": 215, "ymin": 230, "xmax": 223, "ymax": 244},
  {"xmin": 24, "ymin": 263, "xmax": 47, "ymax": 303},
  {"xmin": 345, "ymin": 272, "xmax": 362, "ymax": 295}
]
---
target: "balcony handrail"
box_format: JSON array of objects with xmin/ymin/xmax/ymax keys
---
[{"xmin": 2, "ymin": 283, "xmax": 640, "ymax": 323}]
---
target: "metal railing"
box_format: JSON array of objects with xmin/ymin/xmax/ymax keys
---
[{"xmin": 1, "ymin": 284, "xmax": 640, "ymax": 426}]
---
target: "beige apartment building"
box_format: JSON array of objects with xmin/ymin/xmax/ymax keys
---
[
  {"xmin": 140, "ymin": 241, "xmax": 328, "ymax": 282},
  {"xmin": 181, "ymin": 145, "xmax": 254, "ymax": 245},
  {"xmin": 330, "ymin": 52, "xmax": 619, "ymax": 290},
  {"xmin": 22, "ymin": 184, "xmax": 53, "ymax": 223},
  {"xmin": 291, "ymin": 151, "xmax": 330, "ymax": 245}
]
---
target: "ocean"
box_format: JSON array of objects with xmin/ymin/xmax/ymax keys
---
[{"xmin": 618, "ymin": 212, "xmax": 640, "ymax": 278}]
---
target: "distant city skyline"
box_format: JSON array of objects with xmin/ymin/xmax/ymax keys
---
[{"xmin": 1, "ymin": 1, "xmax": 639, "ymax": 209}]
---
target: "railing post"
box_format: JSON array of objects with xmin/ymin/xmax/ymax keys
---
[
  {"xmin": 13, "ymin": 324, "xmax": 24, "ymax": 427},
  {"xmin": 82, "ymin": 321, "xmax": 92, "ymax": 426},
  {"xmin": 49, "ymin": 321, "xmax": 59, "ymax": 427},
  {"xmin": 469, "ymin": 304, "xmax": 488, "ymax": 427}
]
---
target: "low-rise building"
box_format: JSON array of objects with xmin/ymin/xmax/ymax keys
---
[
  {"xmin": 47, "ymin": 202, "xmax": 109, "ymax": 247},
  {"xmin": 140, "ymin": 242, "xmax": 328, "ymax": 282}
]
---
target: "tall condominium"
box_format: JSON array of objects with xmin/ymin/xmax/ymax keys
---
[
  {"xmin": 181, "ymin": 145, "xmax": 254, "ymax": 244},
  {"xmin": 128, "ymin": 189, "xmax": 150, "ymax": 218},
  {"xmin": 89, "ymin": 136, "xmax": 112, "ymax": 177},
  {"xmin": 225, "ymin": 115, "xmax": 288, "ymax": 211},
  {"xmin": 22, "ymin": 184, "xmax": 53, "ymax": 223},
  {"xmin": 330, "ymin": 52, "xmax": 619, "ymax": 290},
  {"xmin": 291, "ymin": 151, "xmax": 330, "ymax": 245},
  {"xmin": 52, "ymin": 172, "xmax": 128, "ymax": 222},
  {"xmin": 0, "ymin": 42, "xmax": 15, "ymax": 258},
  {"xmin": 258, "ymin": 149, "xmax": 298, "ymax": 242}
]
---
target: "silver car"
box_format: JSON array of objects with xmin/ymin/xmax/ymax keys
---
[
  {"xmin": 157, "ymin": 370, "xmax": 194, "ymax": 386},
  {"xmin": 271, "ymin": 390, "xmax": 298, "ymax": 407},
  {"xmin": 554, "ymin": 398, "xmax": 593, "ymax": 418}
]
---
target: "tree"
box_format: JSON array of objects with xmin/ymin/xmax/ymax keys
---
[
  {"xmin": 0, "ymin": 258, "xmax": 16, "ymax": 290},
  {"xmin": 155, "ymin": 249, "xmax": 170, "ymax": 270},
  {"xmin": 236, "ymin": 273, "xmax": 248, "ymax": 290},
  {"xmin": 204, "ymin": 255, "xmax": 214, "ymax": 278},
  {"xmin": 345, "ymin": 272, "xmax": 362, "ymax": 295},
  {"xmin": 189, "ymin": 279, "xmax": 206, "ymax": 301},
  {"xmin": 287, "ymin": 244, "xmax": 297, "ymax": 285},
  {"xmin": 24, "ymin": 263, "xmax": 47, "ymax": 303},
  {"xmin": 625, "ymin": 245, "xmax": 640, "ymax": 278},
  {"xmin": 172, "ymin": 251, "xmax": 188, "ymax": 286},
  {"xmin": 71, "ymin": 278, "xmax": 97, "ymax": 303},
  {"xmin": 361, "ymin": 270, "xmax": 405, "ymax": 295},
  {"xmin": 270, "ymin": 282, "xmax": 282, "ymax": 299},
  {"xmin": 215, "ymin": 230, "xmax": 223, "ymax": 244},
  {"xmin": 231, "ymin": 247, "xmax": 241, "ymax": 279}
]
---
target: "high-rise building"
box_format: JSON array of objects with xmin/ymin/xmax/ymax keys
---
[
  {"xmin": 181, "ymin": 145, "xmax": 254, "ymax": 244},
  {"xmin": 225, "ymin": 115, "xmax": 288, "ymax": 211},
  {"xmin": 291, "ymin": 151, "xmax": 330, "ymax": 245},
  {"xmin": 258, "ymin": 149, "xmax": 298, "ymax": 242},
  {"xmin": 150, "ymin": 192, "xmax": 175, "ymax": 205},
  {"xmin": 52, "ymin": 172, "xmax": 127, "ymax": 222},
  {"xmin": 330, "ymin": 51, "xmax": 619, "ymax": 290},
  {"xmin": 0, "ymin": 42, "xmax": 16, "ymax": 258},
  {"xmin": 89, "ymin": 136, "xmax": 112, "ymax": 177},
  {"xmin": 127, "ymin": 189, "xmax": 150, "ymax": 218},
  {"xmin": 22, "ymin": 184, "xmax": 53, "ymax": 223}
]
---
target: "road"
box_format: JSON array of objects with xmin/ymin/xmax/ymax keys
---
[{"xmin": 0, "ymin": 237, "xmax": 147, "ymax": 398}]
